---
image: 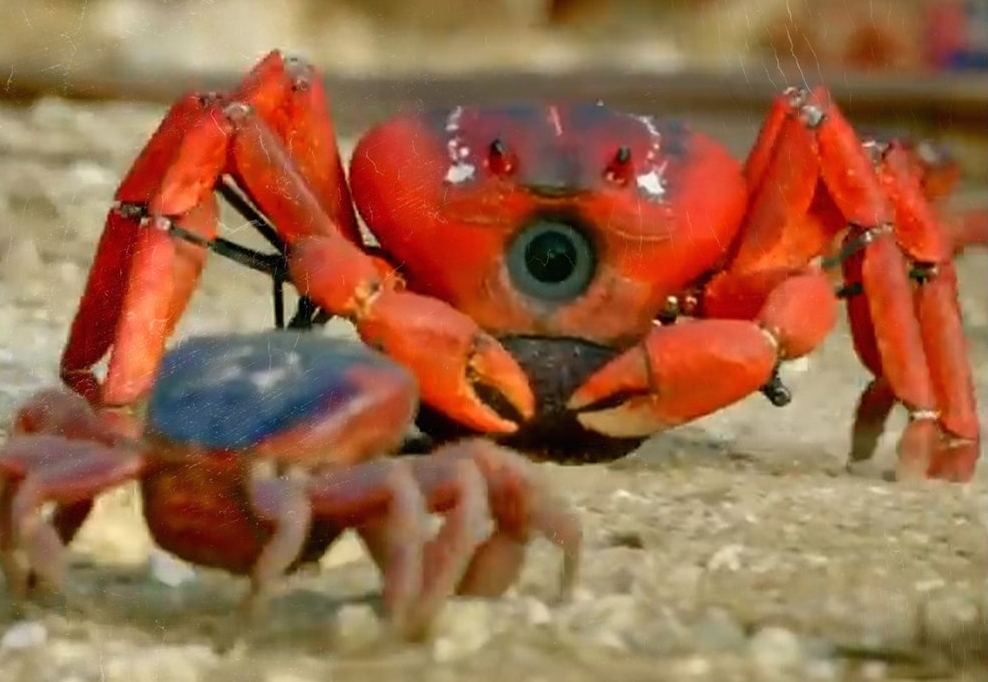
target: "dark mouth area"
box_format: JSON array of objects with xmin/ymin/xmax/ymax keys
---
[
  {"xmin": 482, "ymin": 335, "xmax": 619, "ymax": 421},
  {"xmin": 414, "ymin": 335, "xmax": 647, "ymax": 463}
]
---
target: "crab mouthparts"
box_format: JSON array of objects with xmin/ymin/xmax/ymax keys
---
[{"xmin": 480, "ymin": 335, "xmax": 619, "ymax": 422}]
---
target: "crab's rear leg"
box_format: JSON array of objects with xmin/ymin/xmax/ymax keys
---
[{"xmin": 787, "ymin": 87, "xmax": 980, "ymax": 480}]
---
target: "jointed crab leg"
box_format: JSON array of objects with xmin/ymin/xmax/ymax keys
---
[
  {"xmin": 571, "ymin": 86, "xmax": 980, "ymax": 479},
  {"xmin": 59, "ymin": 51, "xmax": 534, "ymax": 433},
  {"xmin": 311, "ymin": 438, "xmax": 580, "ymax": 636}
]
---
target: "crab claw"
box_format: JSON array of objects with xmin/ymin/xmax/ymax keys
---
[
  {"xmin": 568, "ymin": 320, "xmax": 778, "ymax": 438},
  {"xmin": 288, "ymin": 235, "xmax": 534, "ymax": 434},
  {"xmin": 356, "ymin": 289, "xmax": 536, "ymax": 434}
]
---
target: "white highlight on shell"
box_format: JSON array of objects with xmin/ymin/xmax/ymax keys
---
[
  {"xmin": 632, "ymin": 114, "xmax": 668, "ymax": 202},
  {"xmin": 248, "ymin": 351, "xmax": 302, "ymax": 392},
  {"xmin": 197, "ymin": 342, "xmax": 303, "ymax": 393},
  {"xmin": 443, "ymin": 105, "xmax": 477, "ymax": 185}
]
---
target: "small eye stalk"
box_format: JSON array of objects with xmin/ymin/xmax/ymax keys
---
[
  {"xmin": 487, "ymin": 137, "xmax": 516, "ymax": 176},
  {"xmin": 605, "ymin": 145, "xmax": 634, "ymax": 186},
  {"xmin": 507, "ymin": 217, "xmax": 596, "ymax": 303}
]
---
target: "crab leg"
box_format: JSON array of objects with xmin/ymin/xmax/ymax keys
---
[
  {"xmin": 61, "ymin": 49, "xmax": 533, "ymax": 432},
  {"xmin": 60, "ymin": 92, "xmax": 222, "ymax": 406},
  {"xmin": 218, "ymin": 100, "xmax": 533, "ymax": 431},
  {"xmin": 307, "ymin": 439, "xmax": 580, "ymax": 637},
  {"xmin": 746, "ymin": 87, "xmax": 979, "ymax": 479},
  {"xmin": 809, "ymin": 99, "xmax": 980, "ymax": 480},
  {"xmin": 60, "ymin": 52, "xmax": 354, "ymax": 408},
  {"xmin": 569, "ymin": 98, "xmax": 840, "ymax": 438},
  {"xmin": 0, "ymin": 434, "xmax": 147, "ymax": 596},
  {"xmin": 569, "ymin": 269, "xmax": 837, "ymax": 437},
  {"xmin": 569, "ymin": 82, "xmax": 982, "ymax": 478},
  {"xmin": 231, "ymin": 51, "xmax": 360, "ymax": 242}
]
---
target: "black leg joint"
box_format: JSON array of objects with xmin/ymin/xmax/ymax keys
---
[
  {"xmin": 908, "ymin": 263, "xmax": 937, "ymax": 284},
  {"xmin": 759, "ymin": 366, "xmax": 792, "ymax": 407},
  {"xmin": 835, "ymin": 281, "xmax": 864, "ymax": 299}
]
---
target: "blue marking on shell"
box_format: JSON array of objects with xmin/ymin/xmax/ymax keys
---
[{"xmin": 146, "ymin": 331, "xmax": 404, "ymax": 449}]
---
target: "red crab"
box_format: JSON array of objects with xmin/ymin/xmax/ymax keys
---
[
  {"xmin": 0, "ymin": 330, "xmax": 580, "ymax": 636},
  {"xmin": 59, "ymin": 50, "xmax": 984, "ymax": 481}
]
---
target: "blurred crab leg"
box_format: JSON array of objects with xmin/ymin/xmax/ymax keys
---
[
  {"xmin": 60, "ymin": 210, "xmax": 137, "ymax": 403},
  {"xmin": 0, "ymin": 435, "xmax": 146, "ymax": 595},
  {"xmin": 240, "ymin": 468, "xmax": 313, "ymax": 619},
  {"xmin": 848, "ymin": 378, "xmax": 897, "ymax": 464},
  {"xmin": 102, "ymin": 201, "xmax": 216, "ymax": 406},
  {"xmin": 742, "ymin": 91, "xmax": 791, "ymax": 190},
  {"xmin": 354, "ymin": 456, "xmax": 490, "ymax": 637},
  {"xmin": 61, "ymin": 93, "xmax": 212, "ymax": 402},
  {"xmin": 946, "ymin": 206, "xmax": 988, "ymax": 252},
  {"xmin": 406, "ymin": 439, "xmax": 582, "ymax": 602},
  {"xmin": 305, "ymin": 459, "xmax": 430, "ymax": 636},
  {"xmin": 61, "ymin": 50, "xmax": 364, "ymax": 406},
  {"xmin": 324, "ymin": 439, "xmax": 581, "ymax": 636}
]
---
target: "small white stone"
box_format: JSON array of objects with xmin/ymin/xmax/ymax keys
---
[
  {"xmin": 67, "ymin": 160, "xmax": 115, "ymax": 187},
  {"xmin": 673, "ymin": 656, "xmax": 712, "ymax": 676},
  {"xmin": 706, "ymin": 543, "xmax": 745, "ymax": 572},
  {"xmin": 783, "ymin": 356, "xmax": 811, "ymax": 374},
  {"xmin": 803, "ymin": 657, "xmax": 842, "ymax": 680},
  {"xmin": 147, "ymin": 547, "xmax": 198, "ymax": 587},
  {"xmin": 431, "ymin": 600, "xmax": 495, "ymax": 662},
  {"xmin": 521, "ymin": 597, "xmax": 553, "ymax": 626},
  {"xmin": 860, "ymin": 660, "xmax": 888, "ymax": 680},
  {"xmin": 0, "ymin": 237, "xmax": 43, "ymax": 283},
  {"xmin": 333, "ymin": 603, "xmax": 383, "ymax": 652},
  {"xmin": 0, "ymin": 620, "xmax": 48, "ymax": 650},
  {"xmin": 748, "ymin": 626, "xmax": 803, "ymax": 672}
]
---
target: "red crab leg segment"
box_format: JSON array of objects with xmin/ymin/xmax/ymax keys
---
[
  {"xmin": 307, "ymin": 439, "xmax": 580, "ymax": 637},
  {"xmin": 0, "ymin": 389, "xmax": 148, "ymax": 595},
  {"xmin": 231, "ymin": 115, "xmax": 534, "ymax": 431},
  {"xmin": 568, "ymin": 272, "xmax": 837, "ymax": 437},
  {"xmin": 60, "ymin": 50, "xmax": 361, "ymax": 408},
  {"xmin": 287, "ymin": 242, "xmax": 535, "ymax": 434},
  {"xmin": 570, "ymin": 87, "xmax": 981, "ymax": 481},
  {"xmin": 737, "ymin": 88, "xmax": 980, "ymax": 480},
  {"xmin": 58, "ymin": 51, "xmax": 533, "ymax": 432}
]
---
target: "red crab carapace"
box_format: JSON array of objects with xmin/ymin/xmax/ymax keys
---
[{"xmin": 59, "ymin": 50, "xmax": 985, "ymax": 480}]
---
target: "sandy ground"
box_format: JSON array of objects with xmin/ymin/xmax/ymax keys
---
[{"xmin": 0, "ymin": 97, "xmax": 985, "ymax": 682}]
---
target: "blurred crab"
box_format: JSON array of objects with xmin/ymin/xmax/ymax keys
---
[
  {"xmin": 59, "ymin": 50, "xmax": 984, "ymax": 480},
  {"xmin": 0, "ymin": 331, "xmax": 580, "ymax": 637}
]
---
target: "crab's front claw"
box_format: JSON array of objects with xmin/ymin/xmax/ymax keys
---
[
  {"xmin": 288, "ymin": 235, "xmax": 535, "ymax": 434},
  {"xmin": 569, "ymin": 320, "xmax": 778, "ymax": 438},
  {"xmin": 357, "ymin": 290, "xmax": 536, "ymax": 434}
]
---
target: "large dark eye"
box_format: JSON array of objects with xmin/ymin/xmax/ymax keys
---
[{"xmin": 506, "ymin": 218, "xmax": 595, "ymax": 301}]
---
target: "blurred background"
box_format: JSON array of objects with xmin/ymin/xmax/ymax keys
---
[
  {"xmin": 0, "ymin": 0, "xmax": 986, "ymax": 179},
  {"xmin": 3, "ymin": 0, "xmax": 987, "ymax": 75}
]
